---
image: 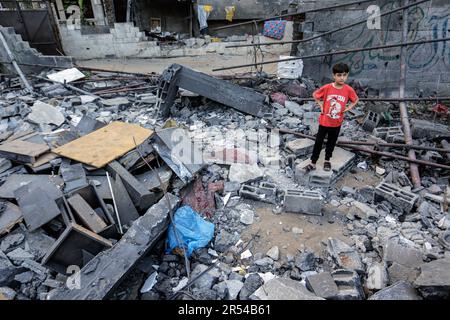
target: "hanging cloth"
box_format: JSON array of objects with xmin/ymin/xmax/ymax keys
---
[
  {"xmin": 197, "ymin": 5, "xmax": 213, "ymax": 31},
  {"xmin": 225, "ymin": 6, "xmax": 236, "ymax": 22}
]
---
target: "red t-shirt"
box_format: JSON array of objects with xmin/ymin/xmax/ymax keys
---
[{"xmin": 313, "ymin": 83, "xmax": 358, "ymax": 127}]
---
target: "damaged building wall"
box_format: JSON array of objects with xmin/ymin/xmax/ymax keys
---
[
  {"xmin": 298, "ymin": 0, "xmax": 450, "ymax": 96},
  {"xmin": 134, "ymin": 0, "xmax": 191, "ymax": 34}
]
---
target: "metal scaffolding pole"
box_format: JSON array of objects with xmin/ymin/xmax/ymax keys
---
[
  {"xmin": 399, "ymin": 0, "xmax": 421, "ymax": 188},
  {"xmin": 291, "ymin": 97, "xmax": 450, "ymax": 102},
  {"xmin": 270, "ymin": 127, "xmax": 450, "ymax": 171},
  {"xmin": 212, "ymin": 37, "xmax": 450, "ymax": 71},
  {"xmin": 226, "ymin": 0, "xmax": 431, "ymax": 48},
  {"xmin": 211, "ymin": 0, "xmax": 377, "ymax": 31}
]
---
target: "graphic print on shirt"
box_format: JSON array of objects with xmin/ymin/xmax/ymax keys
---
[{"xmin": 326, "ymin": 94, "xmax": 345, "ymax": 120}]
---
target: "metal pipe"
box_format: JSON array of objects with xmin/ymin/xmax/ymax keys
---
[
  {"xmin": 33, "ymin": 75, "xmax": 101, "ymax": 99},
  {"xmin": 213, "ymin": 37, "xmax": 450, "ymax": 72},
  {"xmin": 272, "ymin": 127, "xmax": 450, "ymax": 153},
  {"xmin": 226, "ymin": 0, "xmax": 431, "ymax": 48},
  {"xmin": 399, "ymin": 0, "xmax": 421, "ymax": 188},
  {"xmin": 270, "ymin": 127, "xmax": 450, "ymax": 170},
  {"xmin": 106, "ymin": 172, "xmax": 123, "ymax": 235},
  {"xmin": 0, "ymin": 29, "xmax": 33, "ymax": 91},
  {"xmin": 291, "ymin": 97, "xmax": 450, "ymax": 102},
  {"xmin": 211, "ymin": 0, "xmax": 377, "ymax": 31}
]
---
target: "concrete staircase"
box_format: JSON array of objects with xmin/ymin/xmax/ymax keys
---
[{"xmin": 0, "ymin": 26, "xmax": 73, "ymax": 74}]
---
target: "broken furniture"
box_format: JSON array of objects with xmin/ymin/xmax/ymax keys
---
[
  {"xmin": 48, "ymin": 193, "xmax": 180, "ymax": 299},
  {"xmin": 41, "ymin": 222, "xmax": 113, "ymax": 275},
  {"xmin": 157, "ymin": 64, "xmax": 270, "ymax": 118}
]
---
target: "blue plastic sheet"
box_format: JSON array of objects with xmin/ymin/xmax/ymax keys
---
[{"xmin": 166, "ymin": 206, "xmax": 215, "ymax": 257}]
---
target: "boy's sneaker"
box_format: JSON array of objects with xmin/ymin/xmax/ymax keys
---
[
  {"xmin": 304, "ymin": 163, "xmax": 316, "ymax": 172},
  {"xmin": 324, "ymin": 161, "xmax": 331, "ymax": 171}
]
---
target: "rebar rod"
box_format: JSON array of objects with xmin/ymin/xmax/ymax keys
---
[
  {"xmin": 225, "ymin": 0, "xmax": 430, "ymax": 48},
  {"xmin": 211, "ymin": 0, "xmax": 377, "ymax": 31},
  {"xmin": 213, "ymin": 37, "xmax": 450, "ymax": 71}
]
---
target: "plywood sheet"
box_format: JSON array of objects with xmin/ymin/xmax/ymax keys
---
[{"xmin": 54, "ymin": 121, "xmax": 153, "ymax": 168}]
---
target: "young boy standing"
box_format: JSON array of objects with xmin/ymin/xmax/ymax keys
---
[{"xmin": 304, "ymin": 63, "xmax": 359, "ymax": 172}]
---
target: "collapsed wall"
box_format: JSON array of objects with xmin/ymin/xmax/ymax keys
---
[
  {"xmin": 0, "ymin": 26, "xmax": 73, "ymax": 74},
  {"xmin": 298, "ymin": 0, "xmax": 450, "ymax": 96}
]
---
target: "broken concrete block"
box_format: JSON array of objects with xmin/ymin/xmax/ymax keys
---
[
  {"xmin": 294, "ymin": 251, "xmax": 315, "ymax": 271},
  {"xmin": 365, "ymin": 262, "xmax": 389, "ymax": 290},
  {"xmin": 327, "ymin": 238, "xmax": 364, "ymax": 273},
  {"xmin": 410, "ymin": 119, "xmax": 450, "ymax": 139},
  {"xmin": 48, "ymin": 193, "xmax": 180, "ymax": 299},
  {"xmin": 348, "ymin": 201, "xmax": 379, "ymax": 221},
  {"xmin": 369, "ymin": 281, "xmax": 422, "ymax": 300},
  {"xmin": 0, "ymin": 251, "xmax": 23, "ymax": 287},
  {"xmin": 283, "ymin": 189, "xmax": 323, "ymax": 215},
  {"xmin": 6, "ymin": 248, "xmax": 34, "ymax": 264},
  {"xmin": 190, "ymin": 263, "xmax": 221, "ymax": 290},
  {"xmin": 239, "ymin": 208, "xmax": 254, "ymax": 225},
  {"xmin": 387, "ymin": 262, "xmax": 420, "ymax": 284},
  {"xmin": 0, "ymin": 233, "xmax": 25, "ymax": 253},
  {"xmin": 383, "ymin": 237, "xmax": 423, "ymax": 269},
  {"xmin": 332, "ymin": 269, "xmax": 365, "ymax": 300},
  {"xmin": 225, "ymin": 280, "xmax": 244, "ymax": 300},
  {"xmin": 239, "ymin": 273, "xmax": 264, "ymax": 300},
  {"xmin": 305, "ymin": 272, "xmax": 340, "ymax": 299},
  {"xmin": 250, "ymin": 278, "xmax": 324, "ymax": 300},
  {"xmin": 228, "ymin": 163, "xmax": 263, "ymax": 184},
  {"xmin": 285, "ymin": 138, "xmax": 315, "ymax": 156},
  {"xmin": 414, "ymin": 257, "xmax": 450, "ymax": 299},
  {"xmin": 375, "ymin": 182, "xmax": 419, "ymax": 213},
  {"xmin": 0, "ymin": 286, "xmax": 16, "ymax": 300},
  {"xmin": 266, "ymin": 246, "xmax": 280, "ymax": 261},
  {"xmin": 27, "ymin": 101, "xmax": 65, "ymax": 126},
  {"xmin": 214, "ymin": 229, "xmax": 240, "ymax": 253},
  {"xmin": 284, "ymin": 101, "xmax": 304, "ymax": 117}
]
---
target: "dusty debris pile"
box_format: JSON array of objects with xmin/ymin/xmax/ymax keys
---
[{"xmin": 0, "ymin": 66, "xmax": 449, "ymax": 301}]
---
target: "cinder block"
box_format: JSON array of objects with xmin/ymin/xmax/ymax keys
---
[
  {"xmin": 362, "ymin": 111, "xmax": 380, "ymax": 132},
  {"xmin": 373, "ymin": 126, "xmax": 404, "ymax": 142},
  {"xmin": 286, "ymin": 138, "xmax": 315, "ymax": 156},
  {"xmin": 283, "ymin": 189, "xmax": 323, "ymax": 215},
  {"xmin": 239, "ymin": 183, "xmax": 276, "ymax": 203},
  {"xmin": 375, "ymin": 182, "xmax": 418, "ymax": 213},
  {"xmin": 259, "ymin": 182, "xmax": 277, "ymax": 198}
]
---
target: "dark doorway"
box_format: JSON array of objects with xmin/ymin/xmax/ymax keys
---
[{"xmin": 114, "ymin": 0, "xmax": 127, "ymax": 22}]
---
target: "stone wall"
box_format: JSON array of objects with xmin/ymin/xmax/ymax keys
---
[
  {"xmin": 297, "ymin": 0, "xmax": 450, "ymax": 96},
  {"xmin": 58, "ymin": 21, "xmax": 294, "ymax": 60}
]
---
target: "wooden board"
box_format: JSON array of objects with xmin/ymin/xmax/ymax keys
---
[
  {"xmin": 0, "ymin": 140, "xmax": 50, "ymax": 163},
  {"xmin": 68, "ymin": 194, "xmax": 107, "ymax": 233},
  {"xmin": 54, "ymin": 121, "xmax": 153, "ymax": 168}
]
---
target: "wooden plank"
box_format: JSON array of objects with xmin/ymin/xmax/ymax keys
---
[
  {"xmin": 53, "ymin": 121, "xmax": 153, "ymax": 168},
  {"xmin": 48, "ymin": 194, "xmax": 179, "ymax": 300},
  {"xmin": 67, "ymin": 194, "xmax": 107, "ymax": 233},
  {"xmin": 0, "ymin": 140, "xmax": 50, "ymax": 163}
]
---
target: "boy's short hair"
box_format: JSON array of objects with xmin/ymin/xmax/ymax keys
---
[{"xmin": 332, "ymin": 63, "xmax": 350, "ymax": 74}]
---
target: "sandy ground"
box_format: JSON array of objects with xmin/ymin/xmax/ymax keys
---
[
  {"xmin": 239, "ymin": 169, "xmax": 383, "ymax": 260},
  {"xmin": 76, "ymin": 53, "xmax": 282, "ymax": 76}
]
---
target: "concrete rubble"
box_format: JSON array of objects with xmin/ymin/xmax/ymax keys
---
[{"xmin": 0, "ymin": 56, "xmax": 449, "ymax": 302}]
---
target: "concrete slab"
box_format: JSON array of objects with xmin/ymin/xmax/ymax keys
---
[
  {"xmin": 251, "ymin": 278, "xmax": 324, "ymax": 300},
  {"xmin": 295, "ymin": 147, "xmax": 355, "ymax": 188}
]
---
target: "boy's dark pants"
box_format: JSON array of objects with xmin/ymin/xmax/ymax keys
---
[{"xmin": 310, "ymin": 125, "xmax": 341, "ymax": 163}]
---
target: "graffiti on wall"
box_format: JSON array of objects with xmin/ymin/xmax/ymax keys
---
[{"xmin": 332, "ymin": 3, "xmax": 450, "ymax": 75}]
